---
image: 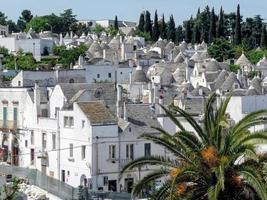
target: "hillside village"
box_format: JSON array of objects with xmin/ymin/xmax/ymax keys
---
[{"xmin": 0, "ymin": 4, "xmax": 267, "ymax": 200}]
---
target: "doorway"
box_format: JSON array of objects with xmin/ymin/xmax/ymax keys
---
[
  {"xmin": 61, "ymin": 170, "xmax": 66, "ymax": 182},
  {"xmin": 125, "ymin": 178, "xmax": 134, "ymax": 193},
  {"xmin": 108, "ymin": 180, "xmax": 117, "ymax": 191}
]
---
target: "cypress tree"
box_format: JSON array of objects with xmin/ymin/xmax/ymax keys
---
[
  {"xmin": 260, "ymin": 25, "xmax": 267, "ymax": 49},
  {"xmin": 114, "ymin": 15, "xmax": 119, "ymax": 31},
  {"xmin": 234, "ymin": 4, "xmax": 242, "ymax": 45},
  {"xmin": 192, "ymin": 24, "xmax": 201, "ymax": 44},
  {"xmin": 184, "ymin": 18, "xmax": 193, "ymax": 43},
  {"xmin": 175, "ymin": 25, "xmax": 184, "ymax": 44},
  {"xmin": 138, "ymin": 12, "xmax": 145, "ymax": 32},
  {"xmin": 167, "ymin": 15, "xmax": 176, "ymax": 41},
  {"xmin": 144, "ymin": 10, "xmax": 152, "ymax": 35},
  {"xmin": 152, "ymin": 10, "xmax": 160, "ymax": 41},
  {"xmin": 217, "ymin": 6, "xmax": 225, "ymax": 38},
  {"xmin": 209, "ymin": 7, "xmax": 216, "ymax": 43},
  {"xmin": 160, "ymin": 14, "xmax": 167, "ymax": 39}
]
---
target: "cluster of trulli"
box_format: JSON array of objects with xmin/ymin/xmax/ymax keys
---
[{"xmin": 129, "ymin": 39, "xmax": 267, "ymax": 111}]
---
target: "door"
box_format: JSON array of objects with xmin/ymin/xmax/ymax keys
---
[
  {"xmin": 108, "ymin": 180, "xmax": 117, "ymax": 192},
  {"xmin": 125, "ymin": 178, "xmax": 134, "ymax": 193},
  {"xmin": 61, "ymin": 170, "xmax": 65, "ymax": 182},
  {"xmin": 30, "ymin": 149, "xmax": 34, "ymax": 165}
]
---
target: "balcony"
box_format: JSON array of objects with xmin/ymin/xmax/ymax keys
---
[{"xmin": 0, "ymin": 120, "xmax": 19, "ymax": 131}]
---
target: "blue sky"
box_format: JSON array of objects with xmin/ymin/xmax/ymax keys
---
[{"xmin": 0, "ymin": 0, "xmax": 266, "ymax": 24}]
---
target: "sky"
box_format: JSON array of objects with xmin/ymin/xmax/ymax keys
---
[{"xmin": 0, "ymin": 0, "xmax": 267, "ymax": 24}]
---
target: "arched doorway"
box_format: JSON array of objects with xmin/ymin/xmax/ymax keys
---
[{"xmin": 80, "ymin": 174, "xmax": 88, "ymax": 187}]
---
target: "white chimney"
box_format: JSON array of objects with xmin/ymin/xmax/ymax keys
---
[
  {"xmin": 116, "ymin": 85, "xmax": 122, "ymax": 118},
  {"xmin": 159, "ymin": 95, "xmax": 164, "ymax": 114},
  {"xmin": 123, "ymin": 101, "xmax": 127, "ymax": 121},
  {"xmin": 34, "ymin": 82, "xmax": 41, "ymax": 119},
  {"xmin": 78, "ymin": 55, "xmax": 84, "ymax": 66}
]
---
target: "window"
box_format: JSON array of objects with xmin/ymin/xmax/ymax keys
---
[
  {"xmin": 55, "ymin": 107, "xmax": 59, "ymax": 118},
  {"xmin": 18, "ymin": 81, "xmax": 21, "ymax": 86},
  {"xmin": 52, "ymin": 134, "xmax": 56, "ymax": 150},
  {"xmin": 129, "ymin": 127, "xmax": 131, "ymax": 132},
  {"xmin": 31, "ymin": 131, "xmax": 34, "ymax": 145},
  {"xmin": 104, "ymin": 176, "xmax": 108, "ymax": 186},
  {"xmin": 109, "ymin": 145, "xmax": 116, "ymax": 159},
  {"xmin": 126, "ymin": 144, "xmax": 134, "ymax": 160},
  {"xmin": 81, "ymin": 145, "xmax": 86, "ymax": 160},
  {"xmin": 97, "ymin": 74, "xmax": 100, "ymax": 78},
  {"xmin": 3, "ymin": 107, "xmax": 7, "ymax": 128},
  {"xmin": 69, "ymin": 79, "xmax": 74, "ymax": 83},
  {"xmin": 41, "ymin": 109, "xmax": 48, "ymax": 117},
  {"xmin": 120, "ymin": 72, "xmax": 123, "ymax": 75},
  {"xmin": 25, "ymin": 140, "xmax": 28, "ymax": 148},
  {"xmin": 108, "ymin": 73, "xmax": 112, "ymax": 78},
  {"xmin": 42, "ymin": 133, "xmax": 47, "ymax": 150},
  {"xmin": 64, "ymin": 116, "xmax": 74, "ymax": 128},
  {"xmin": 13, "ymin": 107, "xmax": 18, "ymax": 128},
  {"xmin": 144, "ymin": 143, "xmax": 151, "ymax": 156},
  {"xmin": 69, "ymin": 144, "xmax": 73, "ymax": 157},
  {"xmin": 82, "ymin": 120, "xmax": 85, "ymax": 128}
]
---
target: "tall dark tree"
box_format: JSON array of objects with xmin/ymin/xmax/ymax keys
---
[
  {"xmin": 160, "ymin": 14, "xmax": 167, "ymax": 39},
  {"xmin": 21, "ymin": 10, "xmax": 33, "ymax": 23},
  {"xmin": 192, "ymin": 24, "xmax": 201, "ymax": 44},
  {"xmin": 152, "ymin": 10, "xmax": 160, "ymax": 41},
  {"xmin": 260, "ymin": 25, "xmax": 267, "ymax": 49},
  {"xmin": 234, "ymin": 4, "xmax": 242, "ymax": 45},
  {"xmin": 184, "ymin": 18, "xmax": 193, "ymax": 43},
  {"xmin": 217, "ymin": 6, "xmax": 225, "ymax": 38},
  {"xmin": 199, "ymin": 6, "xmax": 211, "ymax": 42},
  {"xmin": 138, "ymin": 12, "xmax": 145, "ymax": 32},
  {"xmin": 167, "ymin": 15, "xmax": 176, "ymax": 41},
  {"xmin": 175, "ymin": 25, "xmax": 184, "ymax": 44},
  {"xmin": 114, "ymin": 15, "xmax": 119, "ymax": 31},
  {"xmin": 254, "ymin": 15, "xmax": 263, "ymax": 46},
  {"xmin": 144, "ymin": 10, "xmax": 152, "ymax": 35},
  {"xmin": 209, "ymin": 7, "xmax": 216, "ymax": 43}
]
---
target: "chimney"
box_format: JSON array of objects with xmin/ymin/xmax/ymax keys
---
[
  {"xmin": 158, "ymin": 95, "xmax": 164, "ymax": 114},
  {"xmin": 199, "ymin": 87, "xmax": 203, "ymax": 96},
  {"xmin": 123, "ymin": 101, "xmax": 127, "ymax": 121},
  {"xmin": 59, "ymin": 33, "xmax": 64, "ymax": 46},
  {"xmin": 129, "ymin": 72, "xmax": 132, "ymax": 85},
  {"xmin": 185, "ymin": 58, "xmax": 190, "ymax": 81},
  {"xmin": 103, "ymin": 49, "xmax": 106, "ymax": 60},
  {"xmin": 34, "ymin": 82, "xmax": 41, "ymax": 118},
  {"xmin": 116, "ymin": 85, "xmax": 122, "ymax": 118},
  {"xmin": 78, "ymin": 55, "xmax": 84, "ymax": 66},
  {"xmin": 70, "ymin": 31, "xmax": 73, "ymax": 39}
]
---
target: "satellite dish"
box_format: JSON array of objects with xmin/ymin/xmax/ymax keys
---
[{"xmin": 94, "ymin": 87, "xmax": 104, "ymax": 98}]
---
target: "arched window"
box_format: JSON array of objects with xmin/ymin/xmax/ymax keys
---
[{"xmin": 69, "ymin": 79, "xmax": 74, "ymax": 83}]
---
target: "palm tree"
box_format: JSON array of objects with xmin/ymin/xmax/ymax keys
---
[{"xmin": 121, "ymin": 94, "xmax": 267, "ymax": 200}]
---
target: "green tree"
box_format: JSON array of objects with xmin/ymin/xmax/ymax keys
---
[
  {"xmin": 175, "ymin": 25, "xmax": 184, "ymax": 44},
  {"xmin": 209, "ymin": 7, "xmax": 217, "ymax": 43},
  {"xmin": 91, "ymin": 24, "xmax": 105, "ymax": 37},
  {"xmin": 260, "ymin": 25, "xmax": 267, "ymax": 49},
  {"xmin": 234, "ymin": 4, "xmax": 242, "ymax": 45},
  {"xmin": 208, "ymin": 38, "xmax": 235, "ymax": 61},
  {"xmin": 21, "ymin": 10, "xmax": 33, "ymax": 23},
  {"xmin": 138, "ymin": 12, "xmax": 145, "ymax": 32},
  {"xmin": 152, "ymin": 10, "xmax": 160, "ymax": 41},
  {"xmin": 160, "ymin": 14, "xmax": 167, "ymax": 39},
  {"xmin": 26, "ymin": 16, "xmax": 48, "ymax": 33},
  {"xmin": 0, "ymin": 12, "xmax": 7, "ymax": 25},
  {"xmin": 60, "ymin": 9, "xmax": 77, "ymax": 33},
  {"xmin": 121, "ymin": 94, "xmax": 267, "ymax": 200},
  {"xmin": 144, "ymin": 10, "xmax": 152, "ymax": 36},
  {"xmin": 167, "ymin": 15, "xmax": 176, "ymax": 42},
  {"xmin": 114, "ymin": 15, "xmax": 119, "ymax": 31},
  {"xmin": 217, "ymin": 7, "xmax": 225, "ymax": 38},
  {"xmin": 192, "ymin": 23, "xmax": 201, "ymax": 44},
  {"xmin": 184, "ymin": 18, "xmax": 193, "ymax": 43}
]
